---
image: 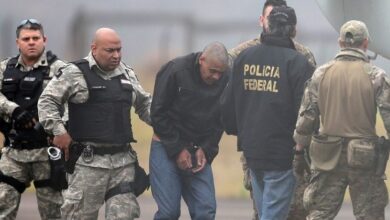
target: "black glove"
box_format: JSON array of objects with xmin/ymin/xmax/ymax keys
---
[
  {"xmin": 293, "ymin": 153, "xmax": 310, "ymax": 177},
  {"xmin": 11, "ymin": 107, "xmax": 35, "ymax": 129},
  {"xmin": 34, "ymin": 122, "xmax": 48, "ymax": 139}
]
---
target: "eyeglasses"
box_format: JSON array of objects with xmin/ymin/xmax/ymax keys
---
[{"xmin": 17, "ymin": 19, "xmax": 41, "ymax": 29}]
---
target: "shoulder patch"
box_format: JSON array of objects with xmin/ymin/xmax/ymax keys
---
[{"xmin": 55, "ymin": 66, "xmax": 65, "ymax": 78}]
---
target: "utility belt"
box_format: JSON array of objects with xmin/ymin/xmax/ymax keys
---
[
  {"xmin": 8, "ymin": 125, "xmax": 49, "ymax": 150},
  {"xmin": 9, "ymin": 141, "xmax": 49, "ymax": 150},
  {"xmin": 66, "ymin": 143, "xmax": 130, "ymax": 174},
  {"xmin": 88, "ymin": 144, "xmax": 130, "ymax": 155},
  {"xmin": 65, "ymin": 143, "xmax": 150, "ymax": 198},
  {"xmin": 309, "ymin": 135, "xmax": 389, "ymax": 177}
]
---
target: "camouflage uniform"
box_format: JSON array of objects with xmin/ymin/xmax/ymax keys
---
[
  {"xmin": 294, "ymin": 46, "xmax": 389, "ymax": 219},
  {"xmin": 38, "ymin": 52, "xmax": 151, "ymax": 220},
  {"xmin": 0, "ymin": 51, "xmax": 66, "ymax": 220},
  {"xmin": 228, "ymin": 36, "xmax": 316, "ymax": 220}
]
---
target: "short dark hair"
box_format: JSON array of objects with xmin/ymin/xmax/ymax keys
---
[
  {"xmin": 262, "ymin": 0, "xmax": 287, "ymax": 15},
  {"xmin": 16, "ymin": 19, "xmax": 44, "ymax": 38}
]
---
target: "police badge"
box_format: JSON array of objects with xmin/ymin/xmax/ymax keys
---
[{"xmin": 82, "ymin": 145, "xmax": 94, "ymax": 163}]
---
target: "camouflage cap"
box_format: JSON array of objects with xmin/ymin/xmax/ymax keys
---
[
  {"xmin": 269, "ymin": 6, "xmax": 297, "ymax": 26},
  {"xmin": 339, "ymin": 20, "xmax": 370, "ymax": 44}
]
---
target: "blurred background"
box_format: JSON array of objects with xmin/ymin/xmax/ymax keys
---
[{"xmin": 1, "ymin": 0, "xmax": 389, "ymax": 199}]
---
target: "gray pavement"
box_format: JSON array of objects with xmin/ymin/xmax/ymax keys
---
[{"xmin": 16, "ymin": 192, "xmax": 390, "ymax": 220}]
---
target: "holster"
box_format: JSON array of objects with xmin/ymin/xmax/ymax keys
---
[
  {"xmin": 375, "ymin": 136, "xmax": 390, "ymax": 177},
  {"xmin": 129, "ymin": 147, "xmax": 149, "ymax": 197},
  {"xmin": 133, "ymin": 160, "xmax": 149, "ymax": 197},
  {"xmin": 65, "ymin": 143, "xmax": 83, "ymax": 174}
]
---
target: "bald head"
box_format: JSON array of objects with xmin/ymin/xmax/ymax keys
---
[
  {"xmin": 199, "ymin": 42, "xmax": 229, "ymax": 85},
  {"xmin": 91, "ymin": 27, "xmax": 122, "ymax": 71},
  {"xmin": 93, "ymin": 28, "xmax": 120, "ymax": 44}
]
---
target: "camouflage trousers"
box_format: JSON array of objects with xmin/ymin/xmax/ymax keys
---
[
  {"xmin": 0, "ymin": 152, "xmax": 63, "ymax": 220},
  {"xmin": 62, "ymin": 163, "xmax": 140, "ymax": 220},
  {"xmin": 240, "ymin": 153, "xmax": 309, "ymax": 220},
  {"xmin": 303, "ymin": 147, "xmax": 389, "ymax": 220}
]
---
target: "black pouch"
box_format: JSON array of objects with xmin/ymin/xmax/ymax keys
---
[
  {"xmin": 49, "ymin": 157, "xmax": 68, "ymax": 191},
  {"xmin": 1, "ymin": 79, "xmax": 18, "ymax": 100},
  {"xmin": 19, "ymin": 76, "xmax": 41, "ymax": 97},
  {"xmin": 47, "ymin": 146, "xmax": 68, "ymax": 191},
  {"xmin": 133, "ymin": 159, "xmax": 150, "ymax": 197}
]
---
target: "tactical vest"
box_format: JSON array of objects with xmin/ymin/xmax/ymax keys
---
[
  {"xmin": 68, "ymin": 59, "xmax": 135, "ymax": 144},
  {"xmin": 1, "ymin": 51, "xmax": 57, "ymax": 112},
  {"xmin": 0, "ymin": 51, "xmax": 57, "ymax": 144}
]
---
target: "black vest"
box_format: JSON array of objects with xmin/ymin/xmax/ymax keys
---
[
  {"xmin": 1, "ymin": 51, "xmax": 57, "ymax": 112},
  {"xmin": 68, "ymin": 59, "xmax": 135, "ymax": 144},
  {"xmin": 1, "ymin": 51, "xmax": 57, "ymax": 144}
]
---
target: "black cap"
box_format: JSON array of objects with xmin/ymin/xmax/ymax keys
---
[
  {"xmin": 269, "ymin": 6, "xmax": 297, "ymax": 26},
  {"xmin": 264, "ymin": 0, "xmax": 287, "ymax": 8}
]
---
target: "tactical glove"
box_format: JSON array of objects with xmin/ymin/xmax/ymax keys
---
[{"xmin": 11, "ymin": 107, "xmax": 35, "ymax": 129}]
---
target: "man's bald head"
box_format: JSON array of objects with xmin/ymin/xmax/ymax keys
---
[
  {"xmin": 91, "ymin": 27, "xmax": 122, "ymax": 71},
  {"xmin": 92, "ymin": 28, "xmax": 120, "ymax": 45}
]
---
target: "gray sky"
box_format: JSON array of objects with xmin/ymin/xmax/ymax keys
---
[{"xmin": 0, "ymin": 0, "xmax": 388, "ymax": 71}]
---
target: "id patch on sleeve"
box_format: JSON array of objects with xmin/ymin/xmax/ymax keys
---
[{"xmin": 54, "ymin": 67, "xmax": 65, "ymax": 79}]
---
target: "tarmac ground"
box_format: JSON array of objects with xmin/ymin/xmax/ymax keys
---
[{"xmin": 16, "ymin": 192, "xmax": 390, "ymax": 219}]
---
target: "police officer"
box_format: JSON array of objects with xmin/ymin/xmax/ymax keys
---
[
  {"xmin": 221, "ymin": 6, "xmax": 314, "ymax": 220},
  {"xmin": 228, "ymin": 1, "xmax": 315, "ymax": 219},
  {"xmin": 38, "ymin": 28, "xmax": 152, "ymax": 219},
  {"xmin": 0, "ymin": 19, "xmax": 66, "ymax": 220},
  {"xmin": 294, "ymin": 20, "xmax": 389, "ymax": 220},
  {"xmin": 229, "ymin": 0, "xmax": 316, "ymax": 68}
]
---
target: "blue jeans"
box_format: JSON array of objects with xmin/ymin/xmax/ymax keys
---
[
  {"xmin": 250, "ymin": 169, "xmax": 296, "ymax": 220},
  {"xmin": 150, "ymin": 140, "xmax": 216, "ymax": 220}
]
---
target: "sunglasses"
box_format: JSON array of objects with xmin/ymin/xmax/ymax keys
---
[{"xmin": 17, "ymin": 19, "xmax": 41, "ymax": 29}]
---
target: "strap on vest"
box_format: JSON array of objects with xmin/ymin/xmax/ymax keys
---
[
  {"xmin": 105, "ymin": 181, "xmax": 133, "ymax": 201},
  {"xmin": 71, "ymin": 58, "xmax": 88, "ymax": 65},
  {"xmin": 46, "ymin": 50, "xmax": 58, "ymax": 65},
  {"xmin": 6, "ymin": 56, "xmax": 18, "ymax": 68},
  {"xmin": 0, "ymin": 172, "xmax": 27, "ymax": 193},
  {"xmin": 34, "ymin": 179, "xmax": 51, "ymax": 188}
]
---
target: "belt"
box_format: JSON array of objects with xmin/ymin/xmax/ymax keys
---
[
  {"xmin": 81, "ymin": 144, "xmax": 130, "ymax": 155},
  {"xmin": 10, "ymin": 141, "xmax": 48, "ymax": 150}
]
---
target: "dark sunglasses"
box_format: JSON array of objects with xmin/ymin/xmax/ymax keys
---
[{"xmin": 17, "ymin": 19, "xmax": 41, "ymax": 29}]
